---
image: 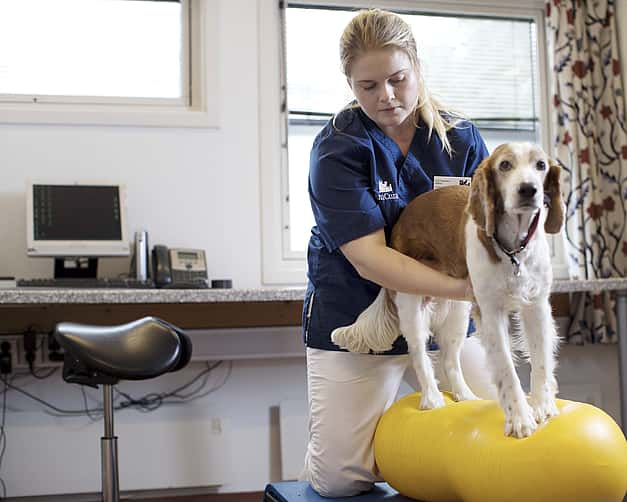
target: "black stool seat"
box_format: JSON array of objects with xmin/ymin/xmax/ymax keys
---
[
  {"xmin": 55, "ymin": 316, "xmax": 192, "ymax": 502},
  {"xmin": 55, "ymin": 316, "xmax": 192, "ymax": 385}
]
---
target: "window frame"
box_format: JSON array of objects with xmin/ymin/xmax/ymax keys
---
[
  {"xmin": 259, "ymin": 0, "xmax": 553, "ymax": 285},
  {"xmin": 0, "ymin": 0, "xmax": 219, "ymax": 128}
]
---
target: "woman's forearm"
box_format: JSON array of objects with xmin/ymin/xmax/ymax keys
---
[
  {"xmin": 340, "ymin": 229, "xmax": 470, "ymax": 301},
  {"xmin": 356, "ymin": 245, "xmax": 468, "ymax": 299}
]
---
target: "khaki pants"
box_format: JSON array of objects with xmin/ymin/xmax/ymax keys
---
[{"xmin": 301, "ymin": 337, "xmax": 496, "ymax": 498}]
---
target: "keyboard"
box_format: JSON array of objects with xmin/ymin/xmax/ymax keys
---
[{"xmin": 17, "ymin": 277, "xmax": 156, "ymax": 289}]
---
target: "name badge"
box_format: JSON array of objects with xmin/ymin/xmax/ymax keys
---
[{"xmin": 433, "ymin": 176, "xmax": 472, "ymax": 190}]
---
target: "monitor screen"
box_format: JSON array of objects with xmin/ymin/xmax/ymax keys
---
[{"xmin": 26, "ymin": 183, "xmax": 130, "ymax": 257}]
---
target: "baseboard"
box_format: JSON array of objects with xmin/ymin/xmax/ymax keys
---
[{"xmin": 6, "ymin": 490, "xmax": 265, "ymax": 502}]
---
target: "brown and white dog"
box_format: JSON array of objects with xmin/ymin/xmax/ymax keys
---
[{"xmin": 332, "ymin": 142, "xmax": 564, "ymax": 438}]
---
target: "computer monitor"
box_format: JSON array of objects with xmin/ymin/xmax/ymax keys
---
[{"xmin": 26, "ymin": 183, "xmax": 130, "ymax": 276}]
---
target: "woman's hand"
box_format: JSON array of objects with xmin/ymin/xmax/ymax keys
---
[
  {"xmin": 419, "ymin": 277, "xmax": 473, "ymax": 305},
  {"xmin": 460, "ymin": 277, "xmax": 475, "ymax": 302}
]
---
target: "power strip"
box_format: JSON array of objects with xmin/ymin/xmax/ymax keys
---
[{"xmin": 0, "ymin": 334, "xmax": 64, "ymax": 372}]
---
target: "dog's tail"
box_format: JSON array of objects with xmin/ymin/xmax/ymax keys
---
[{"xmin": 331, "ymin": 288, "xmax": 400, "ymax": 353}]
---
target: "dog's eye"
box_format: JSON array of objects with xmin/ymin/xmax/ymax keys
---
[
  {"xmin": 499, "ymin": 160, "xmax": 512, "ymax": 171},
  {"xmin": 536, "ymin": 160, "xmax": 546, "ymax": 171}
]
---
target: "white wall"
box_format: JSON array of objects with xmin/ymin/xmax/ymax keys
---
[
  {"xmin": 0, "ymin": 0, "xmax": 625, "ymax": 498},
  {"xmin": 1, "ymin": 353, "xmax": 309, "ymax": 498},
  {"xmin": 0, "ymin": 1, "xmax": 265, "ymax": 289},
  {"xmin": 0, "ymin": 0, "xmax": 309, "ymax": 497}
]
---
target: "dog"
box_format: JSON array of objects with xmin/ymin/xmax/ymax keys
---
[{"xmin": 331, "ymin": 142, "xmax": 564, "ymax": 438}]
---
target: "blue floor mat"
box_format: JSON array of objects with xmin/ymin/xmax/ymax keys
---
[{"xmin": 263, "ymin": 481, "xmax": 415, "ymax": 501}]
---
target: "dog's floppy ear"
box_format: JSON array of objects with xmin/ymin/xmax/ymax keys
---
[
  {"xmin": 544, "ymin": 159, "xmax": 564, "ymax": 234},
  {"xmin": 467, "ymin": 157, "xmax": 497, "ymax": 237}
]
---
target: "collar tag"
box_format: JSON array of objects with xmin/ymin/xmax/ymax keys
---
[{"xmin": 510, "ymin": 256, "xmax": 521, "ymax": 277}]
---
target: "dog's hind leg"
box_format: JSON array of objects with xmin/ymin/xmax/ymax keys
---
[
  {"xmin": 331, "ymin": 288, "xmax": 399, "ymax": 353},
  {"xmin": 521, "ymin": 297, "xmax": 559, "ymax": 424},
  {"xmin": 436, "ymin": 300, "xmax": 479, "ymax": 402},
  {"xmin": 395, "ymin": 292, "xmax": 445, "ymax": 409}
]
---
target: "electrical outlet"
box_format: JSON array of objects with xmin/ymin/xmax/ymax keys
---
[
  {"xmin": 2, "ymin": 337, "xmax": 21, "ymax": 371},
  {"xmin": 0, "ymin": 334, "xmax": 63, "ymax": 371},
  {"xmin": 16, "ymin": 334, "xmax": 45, "ymax": 368},
  {"xmin": 0, "ymin": 340, "xmax": 13, "ymax": 374},
  {"xmin": 46, "ymin": 332, "xmax": 65, "ymax": 365},
  {"xmin": 210, "ymin": 417, "xmax": 222, "ymax": 434}
]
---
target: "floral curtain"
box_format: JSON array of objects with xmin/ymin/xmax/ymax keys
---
[{"xmin": 546, "ymin": 0, "xmax": 627, "ymax": 344}]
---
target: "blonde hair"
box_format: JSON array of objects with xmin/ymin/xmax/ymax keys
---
[{"xmin": 339, "ymin": 8, "xmax": 461, "ymax": 155}]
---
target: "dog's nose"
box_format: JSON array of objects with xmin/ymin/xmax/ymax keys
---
[{"xmin": 518, "ymin": 182, "xmax": 537, "ymax": 199}]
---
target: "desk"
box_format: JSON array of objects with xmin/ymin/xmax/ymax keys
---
[
  {"xmin": 0, "ymin": 287, "xmax": 306, "ymax": 331},
  {"xmin": 0, "ymin": 279, "xmax": 626, "ymax": 432}
]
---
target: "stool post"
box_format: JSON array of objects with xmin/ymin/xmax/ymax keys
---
[
  {"xmin": 101, "ymin": 384, "xmax": 119, "ymax": 502},
  {"xmin": 103, "ymin": 384, "xmax": 115, "ymax": 437},
  {"xmin": 616, "ymin": 290, "xmax": 627, "ymax": 436}
]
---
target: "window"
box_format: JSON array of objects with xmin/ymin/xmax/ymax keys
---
[
  {"xmin": 0, "ymin": 0, "xmax": 218, "ymax": 127},
  {"xmin": 259, "ymin": 1, "xmax": 549, "ymax": 284}
]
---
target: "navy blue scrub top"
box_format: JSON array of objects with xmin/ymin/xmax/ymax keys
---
[{"xmin": 303, "ymin": 107, "xmax": 489, "ymax": 354}]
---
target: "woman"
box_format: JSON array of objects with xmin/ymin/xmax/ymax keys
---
[{"xmin": 301, "ymin": 8, "xmax": 494, "ymax": 497}]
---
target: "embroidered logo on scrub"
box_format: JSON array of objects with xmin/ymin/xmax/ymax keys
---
[{"xmin": 377, "ymin": 180, "xmax": 399, "ymax": 200}]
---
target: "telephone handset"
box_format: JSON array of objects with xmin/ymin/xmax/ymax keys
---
[{"xmin": 151, "ymin": 245, "xmax": 209, "ymax": 289}]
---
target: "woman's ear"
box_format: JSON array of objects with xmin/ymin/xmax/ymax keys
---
[
  {"xmin": 544, "ymin": 159, "xmax": 564, "ymax": 234},
  {"xmin": 467, "ymin": 158, "xmax": 496, "ymax": 237}
]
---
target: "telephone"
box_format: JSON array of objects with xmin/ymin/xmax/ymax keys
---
[{"xmin": 151, "ymin": 245, "xmax": 209, "ymax": 289}]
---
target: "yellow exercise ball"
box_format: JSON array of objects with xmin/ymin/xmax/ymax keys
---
[{"xmin": 374, "ymin": 392, "xmax": 627, "ymax": 502}]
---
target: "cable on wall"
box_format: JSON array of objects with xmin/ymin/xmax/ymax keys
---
[{"xmin": 0, "ymin": 361, "xmax": 231, "ymax": 418}]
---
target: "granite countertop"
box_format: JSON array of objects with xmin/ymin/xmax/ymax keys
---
[
  {"xmin": 0, "ymin": 286, "xmax": 308, "ymax": 304},
  {"xmin": 0, "ymin": 278, "xmax": 626, "ymax": 304},
  {"xmin": 551, "ymin": 277, "xmax": 627, "ymax": 293}
]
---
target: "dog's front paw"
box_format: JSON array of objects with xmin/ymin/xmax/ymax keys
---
[
  {"xmin": 419, "ymin": 390, "xmax": 446, "ymax": 410},
  {"xmin": 529, "ymin": 394, "xmax": 559, "ymax": 424},
  {"xmin": 504, "ymin": 402, "xmax": 537, "ymax": 438}
]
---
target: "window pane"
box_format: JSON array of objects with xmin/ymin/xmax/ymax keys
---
[
  {"xmin": 287, "ymin": 7, "xmax": 537, "ymax": 122},
  {"xmin": 288, "ymin": 124, "xmax": 318, "ymax": 252},
  {"xmin": 404, "ymin": 16, "xmax": 537, "ymax": 123},
  {"xmin": 285, "ymin": 9, "xmax": 355, "ymax": 114},
  {"xmin": 0, "ymin": 0, "xmax": 184, "ymax": 99},
  {"xmin": 480, "ymin": 129, "xmax": 538, "ymax": 154}
]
